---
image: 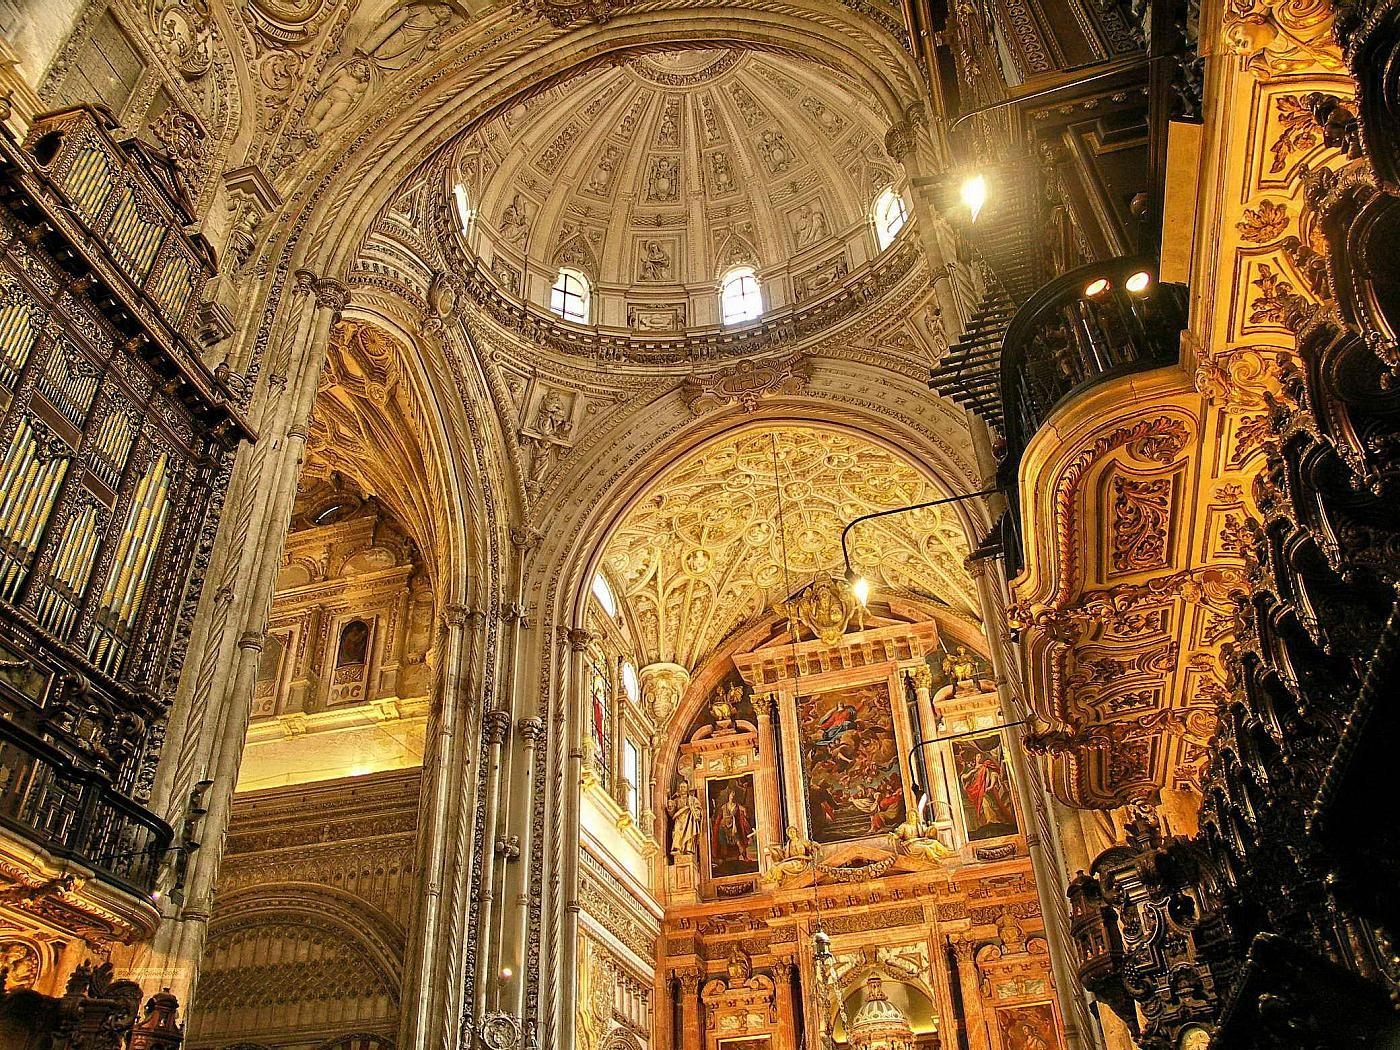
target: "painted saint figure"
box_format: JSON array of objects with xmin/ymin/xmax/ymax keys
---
[
  {"xmin": 707, "ymin": 777, "xmax": 758, "ymax": 876},
  {"xmin": 955, "ymin": 735, "xmax": 1017, "ymax": 839}
]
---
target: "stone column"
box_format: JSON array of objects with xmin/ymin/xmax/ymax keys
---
[
  {"xmin": 968, "ymin": 557, "xmax": 1099, "ymax": 1050},
  {"xmin": 123, "ymin": 269, "xmax": 346, "ymax": 1000},
  {"xmin": 400, "ymin": 605, "xmax": 484, "ymax": 1050}
]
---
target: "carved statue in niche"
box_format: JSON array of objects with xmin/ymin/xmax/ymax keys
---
[
  {"xmin": 725, "ymin": 947, "xmax": 753, "ymax": 986},
  {"xmin": 306, "ymin": 58, "xmax": 371, "ymax": 139},
  {"xmin": 763, "ymin": 825, "xmax": 816, "ymax": 882},
  {"xmin": 534, "ymin": 389, "xmax": 572, "ymax": 440},
  {"xmin": 795, "ymin": 203, "xmax": 829, "ymax": 247},
  {"xmin": 666, "ymin": 781, "xmax": 703, "ymax": 859},
  {"xmin": 639, "ymin": 240, "xmax": 672, "ymax": 281},
  {"xmin": 359, "ymin": 1, "xmax": 454, "ymax": 70},
  {"xmin": 226, "ymin": 195, "xmax": 262, "ymax": 270},
  {"xmin": 942, "ymin": 645, "xmax": 979, "ymax": 693},
  {"xmin": 710, "ymin": 682, "xmax": 743, "ymax": 733},
  {"xmin": 501, "ymin": 194, "xmax": 531, "ymax": 244}
]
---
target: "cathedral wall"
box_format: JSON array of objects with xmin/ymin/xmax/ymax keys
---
[{"xmin": 185, "ymin": 768, "xmax": 420, "ymax": 1049}]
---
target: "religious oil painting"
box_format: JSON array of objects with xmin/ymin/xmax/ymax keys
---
[
  {"xmin": 798, "ymin": 681, "xmax": 906, "ymax": 842},
  {"xmin": 997, "ymin": 1003, "xmax": 1060, "ymax": 1050},
  {"xmin": 952, "ymin": 732, "xmax": 1018, "ymax": 840},
  {"xmin": 705, "ymin": 774, "xmax": 759, "ymax": 878}
]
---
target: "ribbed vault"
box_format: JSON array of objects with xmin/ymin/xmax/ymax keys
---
[{"xmin": 600, "ymin": 423, "xmax": 977, "ymax": 669}]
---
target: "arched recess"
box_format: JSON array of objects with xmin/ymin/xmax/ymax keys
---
[
  {"xmin": 189, "ymin": 883, "xmax": 405, "ymax": 1044},
  {"xmin": 523, "ymin": 404, "xmax": 997, "ymax": 1047}
]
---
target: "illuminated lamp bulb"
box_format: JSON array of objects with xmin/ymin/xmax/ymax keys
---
[
  {"xmin": 1125, "ymin": 270, "xmax": 1152, "ymax": 294},
  {"xmin": 1083, "ymin": 277, "xmax": 1111, "ymax": 298},
  {"xmin": 960, "ymin": 174, "xmax": 987, "ymax": 222},
  {"xmin": 851, "ymin": 576, "xmax": 872, "ymax": 606}
]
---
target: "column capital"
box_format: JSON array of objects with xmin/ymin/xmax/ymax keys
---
[
  {"xmin": 565, "ymin": 627, "xmax": 593, "ymax": 652},
  {"xmin": 484, "ymin": 708, "xmax": 513, "ymax": 744},
  {"xmin": 517, "ymin": 716, "xmax": 545, "ymax": 744}
]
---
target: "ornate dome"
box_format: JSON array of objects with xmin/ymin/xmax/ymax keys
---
[
  {"xmin": 848, "ymin": 977, "xmax": 917, "ymax": 1050},
  {"xmin": 449, "ymin": 49, "xmax": 910, "ymax": 332}
]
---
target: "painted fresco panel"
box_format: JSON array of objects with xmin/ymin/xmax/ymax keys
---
[
  {"xmin": 705, "ymin": 774, "xmax": 759, "ymax": 878},
  {"xmin": 952, "ymin": 732, "xmax": 1018, "ymax": 840},
  {"xmin": 996, "ymin": 1003, "xmax": 1060, "ymax": 1050},
  {"xmin": 798, "ymin": 681, "xmax": 905, "ymax": 842}
]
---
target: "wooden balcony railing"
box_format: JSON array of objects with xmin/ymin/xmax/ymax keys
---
[{"xmin": 997, "ymin": 257, "xmax": 1186, "ymax": 572}]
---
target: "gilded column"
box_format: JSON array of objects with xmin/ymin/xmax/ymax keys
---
[
  {"xmin": 773, "ymin": 957, "xmax": 801, "ymax": 1049},
  {"xmin": 679, "ymin": 969, "xmax": 703, "ymax": 1050},
  {"xmin": 951, "ymin": 937, "xmax": 991, "ymax": 1050}
]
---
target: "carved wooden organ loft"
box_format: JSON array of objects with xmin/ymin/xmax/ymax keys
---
[
  {"xmin": 0, "ymin": 100, "xmax": 250, "ymax": 1029},
  {"xmin": 914, "ymin": 0, "xmax": 1400, "ymax": 1032}
]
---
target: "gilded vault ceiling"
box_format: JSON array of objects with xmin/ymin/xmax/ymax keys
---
[
  {"xmin": 601, "ymin": 425, "xmax": 977, "ymax": 669},
  {"xmin": 454, "ymin": 49, "xmax": 904, "ymax": 326}
]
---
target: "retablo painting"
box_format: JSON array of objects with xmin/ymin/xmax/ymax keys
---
[
  {"xmin": 798, "ymin": 681, "xmax": 906, "ymax": 842},
  {"xmin": 997, "ymin": 1003, "xmax": 1059, "ymax": 1050},
  {"xmin": 952, "ymin": 732, "xmax": 1018, "ymax": 840},
  {"xmin": 705, "ymin": 774, "xmax": 759, "ymax": 878}
]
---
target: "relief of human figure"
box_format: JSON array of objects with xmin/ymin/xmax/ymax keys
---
[
  {"xmin": 359, "ymin": 1, "xmax": 455, "ymax": 70},
  {"xmin": 307, "ymin": 58, "xmax": 371, "ymax": 139}
]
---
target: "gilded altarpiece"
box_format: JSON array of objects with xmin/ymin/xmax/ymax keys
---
[{"xmin": 659, "ymin": 615, "xmax": 1060, "ymax": 1050}]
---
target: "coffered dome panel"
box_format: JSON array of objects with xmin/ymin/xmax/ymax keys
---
[{"xmin": 451, "ymin": 49, "xmax": 908, "ymax": 331}]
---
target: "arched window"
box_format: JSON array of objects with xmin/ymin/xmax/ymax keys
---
[
  {"xmin": 591, "ymin": 572, "xmax": 617, "ymax": 618},
  {"xmin": 453, "ymin": 182, "xmax": 473, "ymax": 234},
  {"xmin": 873, "ymin": 187, "xmax": 908, "ymax": 249},
  {"xmin": 550, "ymin": 267, "xmax": 590, "ymax": 324},
  {"xmin": 719, "ymin": 267, "xmax": 763, "ymax": 325},
  {"xmin": 621, "ymin": 659, "xmax": 640, "ymax": 704}
]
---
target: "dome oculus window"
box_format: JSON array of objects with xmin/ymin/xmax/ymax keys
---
[
  {"xmin": 550, "ymin": 268, "xmax": 591, "ymax": 324},
  {"xmin": 720, "ymin": 267, "xmax": 763, "ymax": 326},
  {"xmin": 873, "ymin": 187, "xmax": 908, "ymax": 250}
]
